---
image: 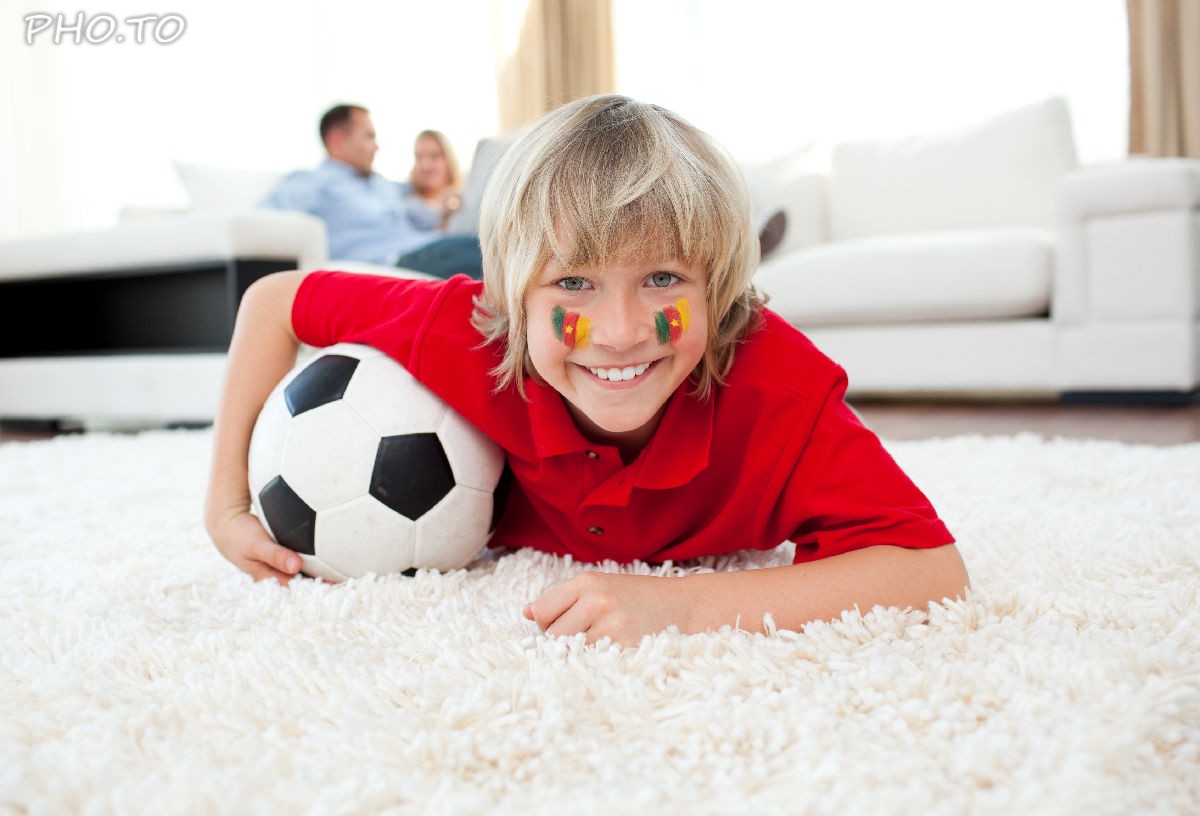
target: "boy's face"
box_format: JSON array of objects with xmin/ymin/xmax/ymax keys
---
[{"xmin": 526, "ymin": 252, "xmax": 708, "ymax": 451}]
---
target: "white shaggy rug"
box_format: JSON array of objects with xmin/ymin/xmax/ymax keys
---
[{"xmin": 1, "ymin": 429, "xmax": 1197, "ymax": 815}]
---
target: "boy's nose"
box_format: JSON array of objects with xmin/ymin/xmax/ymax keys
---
[{"xmin": 589, "ymin": 292, "xmax": 653, "ymax": 351}]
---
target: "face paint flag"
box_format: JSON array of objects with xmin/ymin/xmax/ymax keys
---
[
  {"xmin": 655, "ymin": 298, "xmax": 691, "ymax": 345},
  {"xmin": 552, "ymin": 305, "xmax": 590, "ymax": 349}
]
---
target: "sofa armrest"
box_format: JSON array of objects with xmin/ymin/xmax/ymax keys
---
[
  {"xmin": 1053, "ymin": 158, "xmax": 1200, "ymax": 324},
  {"xmin": 0, "ymin": 209, "xmax": 328, "ymax": 282}
]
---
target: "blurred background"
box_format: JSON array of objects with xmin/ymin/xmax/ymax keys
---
[{"xmin": 1, "ymin": 0, "xmax": 1136, "ymax": 242}]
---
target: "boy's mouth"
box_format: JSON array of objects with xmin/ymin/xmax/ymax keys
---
[{"xmin": 586, "ymin": 362, "xmax": 652, "ymax": 382}]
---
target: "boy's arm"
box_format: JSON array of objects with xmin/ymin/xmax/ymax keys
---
[
  {"xmin": 204, "ymin": 270, "xmax": 309, "ymax": 583},
  {"xmin": 523, "ymin": 543, "xmax": 969, "ymax": 646}
]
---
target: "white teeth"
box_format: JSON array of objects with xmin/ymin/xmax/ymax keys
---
[{"xmin": 588, "ymin": 363, "xmax": 650, "ymax": 382}]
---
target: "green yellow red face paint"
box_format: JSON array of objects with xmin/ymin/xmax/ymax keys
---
[
  {"xmin": 553, "ymin": 298, "xmax": 692, "ymax": 349},
  {"xmin": 552, "ymin": 305, "xmax": 590, "ymax": 349},
  {"xmin": 655, "ymin": 298, "xmax": 691, "ymax": 345}
]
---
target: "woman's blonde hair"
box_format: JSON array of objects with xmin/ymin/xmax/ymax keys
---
[
  {"xmin": 409, "ymin": 129, "xmax": 462, "ymax": 192},
  {"xmin": 471, "ymin": 95, "xmax": 763, "ymax": 399}
]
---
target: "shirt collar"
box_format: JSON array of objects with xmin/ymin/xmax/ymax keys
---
[
  {"xmin": 525, "ymin": 379, "xmax": 590, "ymax": 458},
  {"xmin": 631, "ymin": 383, "xmax": 714, "ymax": 489},
  {"xmin": 319, "ymin": 156, "xmax": 375, "ymax": 181},
  {"xmin": 525, "ymin": 378, "xmax": 715, "ymax": 488}
]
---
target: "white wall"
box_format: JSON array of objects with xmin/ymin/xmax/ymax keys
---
[
  {"xmin": 1, "ymin": 0, "xmax": 1130, "ymax": 243},
  {"xmin": 613, "ymin": 0, "xmax": 1129, "ymax": 166},
  {"xmin": 0, "ymin": 0, "xmax": 502, "ymax": 241}
]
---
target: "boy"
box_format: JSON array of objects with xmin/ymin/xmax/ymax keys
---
[{"xmin": 206, "ymin": 95, "xmax": 968, "ymax": 647}]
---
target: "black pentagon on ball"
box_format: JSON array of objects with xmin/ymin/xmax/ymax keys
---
[
  {"xmin": 284, "ymin": 354, "xmax": 359, "ymax": 417},
  {"xmin": 258, "ymin": 475, "xmax": 317, "ymax": 555},
  {"xmin": 490, "ymin": 462, "xmax": 513, "ymax": 533},
  {"xmin": 369, "ymin": 433, "xmax": 455, "ymax": 520}
]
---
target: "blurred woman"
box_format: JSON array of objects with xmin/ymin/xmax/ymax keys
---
[{"xmin": 404, "ymin": 129, "xmax": 463, "ymax": 231}]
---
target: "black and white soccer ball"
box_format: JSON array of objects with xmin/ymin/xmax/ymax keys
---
[{"xmin": 247, "ymin": 343, "xmax": 505, "ymax": 581}]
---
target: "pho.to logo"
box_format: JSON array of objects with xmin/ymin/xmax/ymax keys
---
[{"xmin": 24, "ymin": 12, "xmax": 186, "ymax": 45}]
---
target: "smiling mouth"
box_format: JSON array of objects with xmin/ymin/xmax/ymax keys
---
[{"xmin": 586, "ymin": 362, "xmax": 652, "ymax": 382}]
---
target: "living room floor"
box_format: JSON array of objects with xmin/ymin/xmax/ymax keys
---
[
  {"xmin": 850, "ymin": 399, "xmax": 1200, "ymax": 446},
  {"xmin": 2, "ymin": 400, "xmax": 1198, "ymax": 446}
]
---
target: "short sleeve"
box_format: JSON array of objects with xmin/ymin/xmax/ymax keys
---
[
  {"xmin": 291, "ymin": 271, "xmax": 456, "ymax": 369},
  {"xmin": 774, "ymin": 371, "xmax": 955, "ymax": 564}
]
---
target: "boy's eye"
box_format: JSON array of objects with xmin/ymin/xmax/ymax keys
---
[
  {"xmin": 647, "ymin": 271, "xmax": 678, "ymax": 288},
  {"xmin": 556, "ymin": 276, "xmax": 592, "ymax": 292}
]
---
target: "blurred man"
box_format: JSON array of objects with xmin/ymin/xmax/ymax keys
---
[{"xmin": 261, "ymin": 104, "xmax": 481, "ymax": 279}]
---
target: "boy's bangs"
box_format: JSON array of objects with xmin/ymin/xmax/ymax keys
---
[
  {"xmin": 540, "ymin": 121, "xmax": 725, "ymax": 273},
  {"xmin": 546, "ymin": 186, "xmax": 689, "ymax": 271}
]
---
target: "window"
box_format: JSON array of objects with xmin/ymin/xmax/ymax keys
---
[{"xmin": 613, "ymin": 0, "xmax": 1128, "ymax": 165}]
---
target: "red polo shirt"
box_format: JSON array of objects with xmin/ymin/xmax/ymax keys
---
[{"xmin": 293, "ymin": 272, "xmax": 954, "ymax": 565}]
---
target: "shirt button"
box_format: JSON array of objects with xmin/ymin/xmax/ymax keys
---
[
  {"xmin": 585, "ymin": 450, "xmax": 599, "ymax": 459},
  {"xmin": 587, "ymin": 526, "xmax": 604, "ymax": 535}
]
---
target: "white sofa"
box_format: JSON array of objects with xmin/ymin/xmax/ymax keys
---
[
  {"xmin": 1, "ymin": 99, "xmax": 1195, "ymax": 427},
  {"xmin": 747, "ymin": 98, "xmax": 1200, "ymax": 399},
  {"xmin": 0, "ymin": 210, "xmax": 327, "ymax": 426}
]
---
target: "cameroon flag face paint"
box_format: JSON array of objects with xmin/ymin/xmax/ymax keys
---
[
  {"xmin": 655, "ymin": 298, "xmax": 691, "ymax": 345},
  {"xmin": 552, "ymin": 305, "xmax": 590, "ymax": 349}
]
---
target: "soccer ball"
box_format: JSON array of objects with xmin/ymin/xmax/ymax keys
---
[{"xmin": 247, "ymin": 343, "xmax": 505, "ymax": 581}]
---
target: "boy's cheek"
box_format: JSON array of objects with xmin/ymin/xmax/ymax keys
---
[
  {"xmin": 523, "ymin": 316, "xmax": 567, "ymax": 386},
  {"xmin": 524, "ymin": 316, "xmax": 558, "ymax": 364}
]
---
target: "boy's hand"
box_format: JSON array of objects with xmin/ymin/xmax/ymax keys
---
[
  {"xmin": 521, "ymin": 548, "xmax": 970, "ymax": 647},
  {"xmin": 523, "ymin": 572, "xmax": 697, "ymax": 647},
  {"xmin": 210, "ymin": 511, "xmax": 302, "ymax": 585}
]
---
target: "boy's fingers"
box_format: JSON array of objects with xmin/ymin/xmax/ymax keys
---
[
  {"xmin": 526, "ymin": 582, "xmax": 581, "ymax": 631},
  {"xmin": 245, "ymin": 562, "xmax": 296, "ymax": 586},
  {"xmin": 250, "ymin": 539, "xmax": 302, "ymax": 576},
  {"xmin": 543, "ymin": 602, "xmax": 593, "ymax": 639}
]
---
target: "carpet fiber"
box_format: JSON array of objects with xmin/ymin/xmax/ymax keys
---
[{"xmin": 1, "ymin": 430, "xmax": 1197, "ymax": 814}]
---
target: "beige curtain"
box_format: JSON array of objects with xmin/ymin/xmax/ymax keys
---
[
  {"xmin": 498, "ymin": 0, "xmax": 615, "ymax": 133},
  {"xmin": 1127, "ymin": 0, "xmax": 1200, "ymax": 157}
]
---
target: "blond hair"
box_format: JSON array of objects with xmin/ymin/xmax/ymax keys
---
[
  {"xmin": 409, "ymin": 129, "xmax": 462, "ymax": 192},
  {"xmin": 472, "ymin": 95, "xmax": 763, "ymax": 399}
]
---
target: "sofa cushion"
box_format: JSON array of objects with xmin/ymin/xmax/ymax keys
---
[
  {"xmin": 740, "ymin": 144, "xmax": 832, "ymax": 254},
  {"xmin": 829, "ymin": 98, "xmax": 1078, "ymax": 241},
  {"xmin": 753, "ymin": 228, "xmax": 1052, "ymax": 327},
  {"xmin": 445, "ymin": 137, "xmax": 512, "ymax": 237},
  {"xmin": 174, "ymin": 161, "xmax": 286, "ymax": 211}
]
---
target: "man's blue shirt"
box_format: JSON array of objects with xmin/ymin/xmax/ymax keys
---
[{"xmin": 259, "ymin": 158, "xmax": 437, "ymax": 264}]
